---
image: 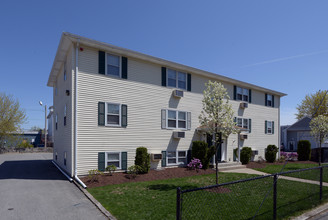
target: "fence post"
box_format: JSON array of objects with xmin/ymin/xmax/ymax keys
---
[
  {"xmin": 320, "ymin": 167, "xmax": 323, "ymax": 201},
  {"xmin": 273, "ymin": 174, "xmax": 277, "ymax": 220},
  {"xmin": 177, "ymin": 187, "xmax": 181, "ymax": 220}
]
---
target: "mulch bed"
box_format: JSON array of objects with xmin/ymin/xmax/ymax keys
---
[
  {"xmin": 246, "ymin": 160, "xmax": 318, "ymax": 169},
  {"xmin": 81, "ymin": 167, "xmax": 216, "ymax": 188}
]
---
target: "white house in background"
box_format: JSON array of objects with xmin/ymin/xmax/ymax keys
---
[{"xmin": 47, "ymin": 32, "xmax": 286, "ymax": 179}]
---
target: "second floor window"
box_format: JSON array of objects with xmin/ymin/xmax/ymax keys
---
[
  {"xmin": 106, "ymin": 103, "xmax": 121, "ymax": 126},
  {"xmin": 167, "ymin": 69, "xmax": 187, "ymax": 90},
  {"xmin": 265, "ymin": 94, "xmax": 274, "ymax": 107},
  {"xmin": 237, "ymin": 87, "xmax": 249, "ymax": 102},
  {"xmin": 107, "ymin": 54, "xmax": 120, "ymax": 77},
  {"xmin": 167, "ymin": 110, "xmax": 187, "ymax": 129},
  {"xmin": 236, "ymin": 117, "xmax": 251, "ymax": 132}
]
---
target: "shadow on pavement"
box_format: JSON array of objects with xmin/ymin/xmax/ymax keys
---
[{"xmin": 0, "ymin": 160, "xmax": 67, "ymax": 180}]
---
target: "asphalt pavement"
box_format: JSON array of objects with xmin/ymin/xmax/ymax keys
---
[{"xmin": 0, "ymin": 153, "xmax": 107, "ymax": 220}]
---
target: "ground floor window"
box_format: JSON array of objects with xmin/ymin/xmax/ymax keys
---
[
  {"xmin": 167, "ymin": 150, "xmax": 187, "ymax": 165},
  {"xmin": 106, "ymin": 152, "xmax": 121, "ymax": 169}
]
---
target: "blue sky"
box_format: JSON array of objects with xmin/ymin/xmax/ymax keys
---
[{"xmin": 1, "ymin": 0, "xmax": 328, "ymax": 129}]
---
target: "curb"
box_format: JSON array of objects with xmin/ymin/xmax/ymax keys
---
[{"xmin": 73, "ymin": 180, "xmax": 117, "ymax": 220}]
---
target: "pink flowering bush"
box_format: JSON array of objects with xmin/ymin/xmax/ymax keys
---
[
  {"xmin": 280, "ymin": 151, "xmax": 298, "ymax": 161},
  {"xmin": 187, "ymin": 158, "xmax": 203, "ymax": 172}
]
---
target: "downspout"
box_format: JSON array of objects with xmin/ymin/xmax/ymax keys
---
[
  {"xmin": 74, "ymin": 39, "xmax": 87, "ymax": 188},
  {"xmin": 278, "ymin": 100, "xmax": 281, "ymax": 159}
]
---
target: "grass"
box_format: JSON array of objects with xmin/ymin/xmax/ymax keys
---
[
  {"xmin": 254, "ymin": 162, "xmax": 328, "ymax": 182},
  {"xmin": 87, "ymin": 172, "xmax": 328, "ymax": 220}
]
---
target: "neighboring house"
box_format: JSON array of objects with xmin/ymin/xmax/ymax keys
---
[
  {"xmin": 4, "ymin": 130, "xmax": 40, "ymax": 147},
  {"xmin": 47, "ymin": 32, "xmax": 286, "ymax": 177},
  {"xmin": 281, "ymin": 116, "xmax": 323, "ymax": 152}
]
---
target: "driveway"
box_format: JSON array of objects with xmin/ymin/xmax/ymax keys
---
[{"xmin": 0, "ymin": 153, "xmax": 107, "ymax": 220}]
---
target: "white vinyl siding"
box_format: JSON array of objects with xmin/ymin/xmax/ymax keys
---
[{"xmin": 73, "ymin": 46, "xmax": 280, "ymax": 175}]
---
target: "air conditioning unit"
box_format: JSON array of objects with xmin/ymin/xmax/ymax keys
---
[
  {"xmin": 240, "ymin": 134, "xmax": 248, "ymax": 140},
  {"xmin": 151, "ymin": 153, "xmax": 163, "ymax": 161},
  {"xmin": 173, "ymin": 131, "xmax": 185, "ymax": 139},
  {"xmin": 240, "ymin": 102, "xmax": 248, "ymax": 109},
  {"xmin": 173, "ymin": 90, "xmax": 184, "ymax": 98},
  {"xmin": 252, "ymin": 150, "xmax": 258, "ymax": 155}
]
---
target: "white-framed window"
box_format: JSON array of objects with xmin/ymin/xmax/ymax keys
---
[
  {"xmin": 64, "ymin": 151, "xmax": 67, "ymax": 166},
  {"xmin": 64, "ymin": 104, "xmax": 67, "ymax": 126},
  {"xmin": 106, "ymin": 152, "xmax": 121, "ymax": 169},
  {"xmin": 236, "ymin": 117, "xmax": 251, "ymax": 132},
  {"xmin": 55, "ymin": 114, "xmax": 58, "ymax": 130},
  {"xmin": 64, "ymin": 62, "xmax": 67, "ymax": 81},
  {"xmin": 167, "ymin": 150, "xmax": 187, "ymax": 165},
  {"xmin": 167, "ymin": 68, "xmax": 187, "ymax": 90},
  {"xmin": 105, "ymin": 103, "xmax": 121, "ymax": 126},
  {"xmin": 267, "ymin": 121, "xmax": 273, "ymax": 134},
  {"xmin": 167, "ymin": 110, "xmax": 187, "ymax": 129},
  {"xmin": 267, "ymin": 94, "xmax": 273, "ymax": 107},
  {"xmin": 106, "ymin": 53, "xmax": 121, "ymax": 77},
  {"xmin": 237, "ymin": 86, "xmax": 249, "ymax": 102}
]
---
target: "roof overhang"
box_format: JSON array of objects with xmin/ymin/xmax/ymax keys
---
[{"xmin": 47, "ymin": 32, "xmax": 287, "ymax": 97}]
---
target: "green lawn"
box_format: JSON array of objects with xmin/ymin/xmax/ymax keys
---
[
  {"xmin": 87, "ymin": 172, "xmax": 328, "ymax": 220},
  {"xmin": 254, "ymin": 163, "xmax": 328, "ymax": 182}
]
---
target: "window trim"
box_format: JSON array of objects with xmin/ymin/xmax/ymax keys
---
[
  {"xmin": 236, "ymin": 86, "xmax": 249, "ymax": 102},
  {"xmin": 105, "ymin": 53, "xmax": 122, "ymax": 78},
  {"xmin": 166, "ymin": 109, "xmax": 187, "ymax": 130},
  {"xmin": 236, "ymin": 117, "xmax": 250, "ymax": 132},
  {"xmin": 267, "ymin": 121, "xmax": 273, "ymax": 134},
  {"xmin": 105, "ymin": 152, "xmax": 122, "ymax": 169},
  {"xmin": 166, "ymin": 68, "xmax": 187, "ymax": 90},
  {"xmin": 105, "ymin": 102, "xmax": 122, "ymax": 127},
  {"xmin": 167, "ymin": 150, "xmax": 187, "ymax": 166}
]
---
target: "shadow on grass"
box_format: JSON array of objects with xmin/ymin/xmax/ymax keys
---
[{"xmin": 148, "ymin": 184, "xmax": 196, "ymax": 191}]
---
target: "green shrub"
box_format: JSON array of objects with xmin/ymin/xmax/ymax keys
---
[
  {"xmin": 297, "ymin": 140, "xmax": 311, "ymax": 161},
  {"xmin": 240, "ymin": 147, "xmax": 252, "ymax": 164},
  {"xmin": 88, "ymin": 169, "xmax": 103, "ymax": 182},
  {"xmin": 105, "ymin": 165, "xmax": 117, "ymax": 176},
  {"xmin": 191, "ymin": 141, "xmax": 215, "ymax": 169},
  {"xmin": 18, "ymin": 141, "xmax": 33, "ymax": 148},
  {"xmin": 265, "ymin": 145, "xmax": 278, "ymax": 163},
  {"xmin": 135, "ymin": 147, "xmax": 150, "ymax": 174},
  {"xmin": 127, "ymin": 165, "xmax": 143, "ymax": 179}
]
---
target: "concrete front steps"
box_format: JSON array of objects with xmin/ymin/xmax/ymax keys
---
[{"xmin": 214, "ymin": 162, "xmax": 246, "ymax": 171}]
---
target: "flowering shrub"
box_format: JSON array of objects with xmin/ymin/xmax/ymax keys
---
[
  {"xmin": 187, "ymin": 158, "xmax": 203, "ymax": 172},
  {"xmin": 280, "ymin": 151, "xmax": 298, "ymax": 161}
]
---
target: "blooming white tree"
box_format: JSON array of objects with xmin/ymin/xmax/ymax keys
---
[
  {"xmin": 310, "ymin": 115, "xmax": 328, "ymax": 166},
  {"xmin": 199, "ymin": 81, "xmax": 237, "ymax": 183}
]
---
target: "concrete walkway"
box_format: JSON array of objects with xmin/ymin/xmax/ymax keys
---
[{"xmin": 221, "ymin": 168, "xmax": 328, "ymax": 186}]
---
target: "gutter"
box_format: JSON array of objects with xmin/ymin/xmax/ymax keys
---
[
  {"xmin": 74, "ymin": 39, "xmax": 87, "ymax": 189},
  {"xmin": 52, "ymin": 161, "xmax": 73, "ymax": 182}
]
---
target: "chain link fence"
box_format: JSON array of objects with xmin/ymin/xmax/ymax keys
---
[{"xmin": 177, "ymin": 165, "xmax": 328, "ymax": 220}]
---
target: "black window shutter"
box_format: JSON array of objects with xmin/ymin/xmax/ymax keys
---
[
  {"xmin": 265, "ymin": 94, "xmax": 268, "ymax": 106},
  {"xmin": 161, "ymin": 151, "xmax": 166, "ymax": 167},
  {"xmin": 121, "ymin": 152, "xmax": 127, "ymax": 170},
  {"xmin": 187, "ymin": 73, "xmax": 191, "ymax": 91},
  {"xmin": 249, "ymin": 119, "xmax": 252, "ymax": 133},
  {"xmin": 122, "ymin": 57, "xmax": 128, "ymax": 79},
  {"xmin": 272, "ymin": 95, "xmax": 275, "ymax": 108},
  {"xmin": 98, "ymin": 152, "xmax": 105, "ymax": 171},
  {"xmin": 98, "ymin": 102, "xmax": 105, "ymax": 126},
  {"xmin": 249, "ymin": 89, "xmax": 252, "ymax": 103},
  {"xmin": 98, "ymin": 51, "xmax": 105, "ymax": 75},
  {"xmin": 233, "ymin": 86, "xmax": 237, "ymax": 100},
  {"xmin": 265, "ymin": 120, "xmax": 267, "ymax": 134},
  {"xmin": 272, "ymin": 121, "xmax": 274, "ymax": 134},
  {"xmin": 161, "ymin": 67, "xmax": 167, "ymax": 87},
  {"xmin": 187, "ymin": 150, "xmax": 192, "ymax": 164},
  {"xmin": 234, "ymin": 117, "xmax": 237, "ymax": 123},
  {"xmin": 121, "ymin": 105, "xmax": 127, "ymax": 127}
]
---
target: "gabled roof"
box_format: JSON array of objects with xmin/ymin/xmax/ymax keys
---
[
  {"xmin": 286, "ymin": 116, "xmax": 312, "ymax": 131},
  {"xmin": 47, "ymin": 32, "xmax": 287, "ymax": 97}
]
